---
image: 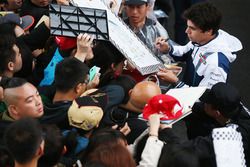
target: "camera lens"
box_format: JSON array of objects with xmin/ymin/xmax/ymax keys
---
[{"xmin": 110, "ymin": 109, "xmax": 128, "ymax": 125}]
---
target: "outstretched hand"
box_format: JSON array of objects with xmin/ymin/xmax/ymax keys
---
[
  {"xmin": 87, "ymin": 73, "xmax": 100, "ymax": 89},
  {"xmin": 112, "ymin": 122, "xmax": 131, "ymax": 136},
  {"xmin": 155, "ymin": 37, "xmax": 170, "ymax": 53},
  {"xmin": 148, "ymin": 114, "xmax": 161, "ymax": 137},
  {"xmin": 157, "ymin": 68, "xmax": 179, "ymax": 84},
  {"xmin": 74, "ymin": 33, "xmax": 94, "ymax": 62}
]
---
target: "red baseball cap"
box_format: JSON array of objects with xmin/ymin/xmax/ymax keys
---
[
  {"xmin": 143, "ymin": 94, "xmax": 183, "ymax": 120},
  {"xmin": 55, "ymin": 36, "xmax": 77, "ymax": 51}
]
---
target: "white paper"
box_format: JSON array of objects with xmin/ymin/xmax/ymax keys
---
[{"xmin": 161, "ymin": 86, "xmax": 207, "ymax": 125}]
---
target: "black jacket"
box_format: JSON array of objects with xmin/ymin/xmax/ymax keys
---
[
  {"xmin": 103, "ymin": 106, "xmax": 148, "ymax": 144},
  {"xmin": 185, "ymin": 102, "xmax": 250, "ymax": 167},
  {"xmin": 19, "ymin": 0, "xmax": 49, "ymax": 30}
]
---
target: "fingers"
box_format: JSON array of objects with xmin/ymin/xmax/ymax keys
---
[
  {"xmin": 119, "ymin": 123, "xmax": 131, "ymax": 136},
  {"xmin": 164, "ymin": 65, "xmax": 182, "ymax": 76},
  {"xmin": 112, "ymin": 123, "xmax": 131, "ymax": 136},
  {"xmin": 155, "ymin": 37, "xmax": 170, "ymax": 53},
  {"xmin": 158, "ymin": 67, "xmax": 168, "ymax": 73},
  {"xmin": 155, "ymin": 37, "xmax": 165, "ymax": 45},
  {"xmin": 77, "ymin": 33, "xmax": 94, "ymax": 46},
  {"xmin": 149, "ymin": 114, "xmax": 161, "ymax": 125},
  {"xmin": 160, "ymin": 124, "xmax": 172, "ymax": 129},
  {"xmin": 112, "ymin": 124, "xmax": 118, "ymax": 130},
  {"xmin": 165, "ymin": 65, "xmax": 182, "ymax": 71},
  {"xmin": 156, "ymin": 69, "xmax": 179, "ymax": 83}
]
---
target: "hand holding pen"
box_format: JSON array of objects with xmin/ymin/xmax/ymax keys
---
[{"xmin": 155, "ymin": 37, "xmax": 170, "ymax": 53}]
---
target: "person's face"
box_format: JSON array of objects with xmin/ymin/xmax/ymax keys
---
[
  {"xmin": 185, "ymin": 20, "xmax": 211, "ymax": 45},
  {"xmin": 76, "ymin": 75, "xmax": 89, "ymax": 97},
  {"xmin": 125, "ymin": 4, "xmax": 148, "ymax": 27},
  {"xmin": 14, "ymin": 25, "xmax": 25, "ymax": 37},
  {"xmin": 6, "ymin": 0, "xmax": 23, "ymax": 10},
  {"xmin": 31, "ymin": 0, "xmax": 50, "ymax": 7},
  {"xmin": 113, "ymin": 61, "xmax": 125, "ymax": 76},
  {"xmin": 14, "ymin": 83, "xmax": 44, "ymax": 118},
  {"xmin": 13, "ymin": 44, "xmax": 22, "ymax": 73},
  {"xmin": 204, "ymin": 103, "xmax": 217, "ymax": 118}
]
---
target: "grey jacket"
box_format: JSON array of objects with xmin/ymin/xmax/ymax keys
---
[{"xmin": 125, "ymin": 18, "xmax": 170, "ymax": 64}]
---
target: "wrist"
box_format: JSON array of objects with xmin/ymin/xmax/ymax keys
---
[
  {"xmin": 74, "ymin": 52, "xmax": 87, "ymax": 62},
  {"xmin": 149, "ymin": 128, "xmax": 158, "ymax": 138},
  {"xmin": 172, "ymin": 79, "xmax": 181, "ymax": 87},
  {"xmin": 149, "ymin": 133, "xmax": 158, "ymax": 138}
]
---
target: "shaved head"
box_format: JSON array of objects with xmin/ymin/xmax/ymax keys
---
[
  {"xmin": 3, "ymin": 81, "xmax": 43, "ymax": 120},
  {"xmin": 4, "ymin": 87, "xmax": 20, "ymax": 106},
  {"xmin": 129, "ymin": 81, "xmax": 161, "ymax": 112}
]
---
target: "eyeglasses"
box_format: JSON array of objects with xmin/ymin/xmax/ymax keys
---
[{"xmin": 83, "ymin": 75, "xmax": 90, "ymax": 84}]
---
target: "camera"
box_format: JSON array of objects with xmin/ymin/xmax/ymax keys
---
[{"xmin": 109, "ymin": 108, "xmax": 129, "ymax": 128}]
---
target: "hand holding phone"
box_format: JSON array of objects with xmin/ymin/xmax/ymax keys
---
[{"xmin": 89, "ymin": 66, "xmax": 101, "ymax": 81}]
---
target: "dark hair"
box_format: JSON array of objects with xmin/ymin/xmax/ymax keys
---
[
  {"xmin": 1, "ymin": 77, "xmax": 27, "ymax": 89},
  {"xmin": 0, "ymin": 34, "xmax": 17, "ymax": 74},
  {"xmin": 183, "ymin": 2, "xmax": 222, "ymax": 34},
  {"xmin": 0, "ymin": 0, "xmax": 8, "ymax": 5},
  {"xmin": 0, "ymin": 23, "xmax": 16, "ymax": 37},
  {"xmin": 158, "ymin": 144, "xmax": 200, "ymax": 167},
  {"xmin": 4, "ymin": 118, "xmax": 43, "ymax": 164},
  {"xmin": 109, "ymin": 75, "xmax": 136, "ymax": 104},
  {"xmin": 38, "ymin": 124, "xmax": 64, "ymax": 167},
  {"xmin": 86, "ymin": 144, "xmax": 136, "ymax": 167},
  {"xmin": 62, "ymin": 128, "xmax": 90, "ymax": 160},
  {"xmin": 90, "ymin": 41, "xmax": 125, "ymax": 87},
  {"xmin": 54, "ymin": 58, "xmax": 89, "ymax": 92},
  {"xmin": 0, "ymin": 145, "xmax": 14, "ymax": 167},
  {"xmin": 81, "ymin": 128, "xmax": 127, "ymax": 163}
]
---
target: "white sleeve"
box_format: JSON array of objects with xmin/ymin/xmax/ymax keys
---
[
  {"xmin": 198, "ymin": 64, "xmax": 227, "ymax": 89},
  {"xmin": 137, "ymin": 136, "xmax": 164, "ymax": 167},
  {"xmin": 170, "ymin": 41, "xmax": 193, "ymax": 57}
]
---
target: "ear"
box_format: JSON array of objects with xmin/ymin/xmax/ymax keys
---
[
  {"xmin": 37, "ymin": 140, "xmax": 45, "ymax": 157},
  {"xmin": 214, "ymin": 110, "xmax": 222, "ymax": 118},
  {"xmin": 7, "ymin": 62, "xmax": 15, "ymax": 72},
  {"xmin": 111, "ymin": 63, "xmax": 116, "ymax": 71},
  {"xmin": 62, "ymin": 146, "xmax": 67, "ymax": 155},
  {"xmin": 8, "ymin": 105, "xmax": 19, "ymax": 119},
  {"xmin": 75, "ymin": 83, "xmax": 86, "ymax": 95},
  {"xmin": 206, "ymin": 29, "xmax": 213, "ymax": 36},
  {"xmin": 128, "ymin": 89, "xmax": 133, "ymax": 97}
]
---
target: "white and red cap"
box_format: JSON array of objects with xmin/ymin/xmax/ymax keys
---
[{"xmin": 143, "ymin": 94, "xmax": 183, "ymax": 120}]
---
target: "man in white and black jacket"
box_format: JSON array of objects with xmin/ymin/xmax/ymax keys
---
[{"xmin": 156, "ymin": 2, "xmax": 242, "ymax": 89}]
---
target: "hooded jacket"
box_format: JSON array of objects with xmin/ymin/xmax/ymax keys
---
[{"xmin": 170, "ymin": 29, "xmax": 242, "ymax": 88}]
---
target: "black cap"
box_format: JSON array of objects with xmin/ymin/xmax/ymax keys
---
[
  {"xmin": 124, "ymin": 0, "xmax": 148, "ymax": 5},
  {"xmin": 200, "ymin": 82, "xmax": 241, "ymax": 118}
]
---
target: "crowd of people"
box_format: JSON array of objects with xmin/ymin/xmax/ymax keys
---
[{"xmin": 0, "ymin": 0, "xmax": 249, "ymax": 167}]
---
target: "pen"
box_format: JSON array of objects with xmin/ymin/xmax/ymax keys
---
[{"xmin": 164, "ymin": 38, "xmax": 170, "ymax": 42}]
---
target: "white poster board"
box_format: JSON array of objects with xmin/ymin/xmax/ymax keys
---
[
  {"xmin": 73, "ymin": 0, "xmax": 164, "ymax": 75},
  {"xmin": 162, "ymin": 86, "xmax": 207, "ymax": 125}
]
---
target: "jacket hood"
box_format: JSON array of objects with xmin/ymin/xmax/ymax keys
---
[{"xmin": 202, "ymin": 29, "xmax": 243, "ymax": 62}]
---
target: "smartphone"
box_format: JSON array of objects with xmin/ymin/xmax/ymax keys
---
[{"xmin": 89, "ymin": 66, "xmax": 101, "ymax": 81}]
